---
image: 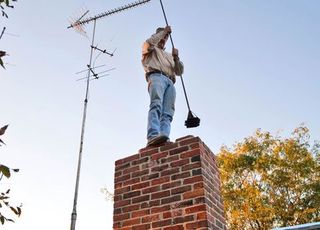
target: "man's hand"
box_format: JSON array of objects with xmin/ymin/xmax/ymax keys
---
[
  {"xmin": 164, "ymin": 25, "xmax": 171, "ymax": 35},
  {"xmin": 172, "ymin": 48, "xmax": 179, "ymax": 59}
]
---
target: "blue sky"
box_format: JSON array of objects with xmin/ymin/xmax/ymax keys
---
[{"xmin": 1, "ymin": 0, "xmax": 319, "ymax": 229}]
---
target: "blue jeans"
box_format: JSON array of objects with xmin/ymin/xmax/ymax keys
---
[{"xmin": 147, "ymin": 73, "xmax": 176, "ymax": 140}]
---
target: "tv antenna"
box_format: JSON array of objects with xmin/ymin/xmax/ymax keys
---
[
  {"xmin": 69, "ymin": 8, "xmax": 90, "ymax": 37},
  {"xmin": 67, "ymin": 1, "xmax": 151, "ymax": 230}
]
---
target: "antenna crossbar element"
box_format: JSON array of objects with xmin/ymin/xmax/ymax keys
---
[
  {"xmin": 91, "ymin": 45, "xmax": 115, "ymax": 57},
  {"xmin": 67, "ymin": 0, "xmax": 150, "ymax": 29},
  {"xmin": 0, "ymin": 27, "xmax": 6, "ymax": 40}
]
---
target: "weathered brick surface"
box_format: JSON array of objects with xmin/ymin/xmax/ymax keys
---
[{"xmin": 113, "ymin": 136, "xmax": 226, "ymax": 230}]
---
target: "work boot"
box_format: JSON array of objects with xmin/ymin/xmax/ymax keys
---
[{"xmin": 147, "ymin": 135, "xmax": 168, "ymax": 147}]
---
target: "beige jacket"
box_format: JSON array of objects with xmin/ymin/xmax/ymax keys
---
[{"xmin": 142, "ymin": 30, "xmax": 184, "ymax": 83}]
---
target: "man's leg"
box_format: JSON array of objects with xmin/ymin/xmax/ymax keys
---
[
  {"xmin": 147, "ymin": 74, "xmax": 166, "ymax": 140},
  {"xmin": 160, "ymin": 78, "xmax": 176, "ymax": 138}
]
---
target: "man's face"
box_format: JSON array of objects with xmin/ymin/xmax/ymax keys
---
[{"xmin": 158, "ymin": 34, "xmax": 168, "ymax": 50}]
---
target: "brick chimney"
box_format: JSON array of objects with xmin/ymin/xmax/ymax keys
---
[{"xmin": 113, "ymin": 136, "xmax": 226, "ymax": 230}]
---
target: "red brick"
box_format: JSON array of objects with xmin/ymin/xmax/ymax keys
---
[
  {"xmin": 197, "ymin": 211, "xmax": 207, "ymax": 220},
  {"xmin": 160, "ymin": 143, "xmax": 179, "ymax": 151},
  {"xmin": 179, "ymin": 136, "xmax": 200, "ymax": 146},
  {"xmin": 114, "ymin": 170, "xmax": 122, "ymax": 177},
  {"xmin": 152, "ymin": 219, "xmax": 172, "ymax": 228},
  {"xmin": 194, "ymin": 182, "xmax": 204, "ymax": 189},
  {"xmin": 147, "ymin": 199, "xmax": 160, "ymax": 207},
  {"xmin": 170, "ymin": 158, "xmax": 189, "ymax": 167},
  {"xmin": 122, "ymin": 204, "xmax": 140, "ymax": 213},
  {"xmin": 122, "ymin": 217, "xmax": 140, "ymax": 227},
  {"xmin": 180, "ymin": 149, "xmax": 200, "ymax": 159},
  {"xmin": 132, "ymin": 209, "xmax": 150, "ymax": 218},
  {"xmin": 151, "ymin": 164, "xmax": 169, "ymax": 172},
  {"xmin": 190, "ymin": 142, "xmax": 200, "ymax": 149},
  {"xmin": 151, "ymin": 176, "xmax": 170, "ymax": 186},
  {"xmin": 115, "ymin": 182, "xmax": 122, "ymax": 189},
  {"xmin": 185, "ymin": 220, "xmax": 209, "ymax": 228},
  {"xmin": 164, "ymin": 225, "xmax": 184, "ymax": 230},
  {"xmin": 171, "ymin": 171, "xmax": 191, "ymax": 180},
  {"xmin": 132, "ymin": 181, "xmax": 150, "ymax": 190},
  {"xmin": 151, "ymin": 190, "xmax": 170, "ymax": 200},
  {"xmin": 114, "ymin": 185, "xmax": 131, "ymax": 195},
  {"xmin": 132, "ymin": 223, "xmax": 151, "ymax": 230},
  {"xmin": 183, "ymin": 175, "xmax": 203, "ymax": 185},
  {"xmin": 139, "ymin": 147, "xmax": 159, "ymax": 157},
  {"xmin": 175, "ymin": 135, "xmax": 194, "ymax": 142},
  {"xmin": 123, "ymin": 177, "xmax": 141, "ymax": 186},
  {"xmin": 141, "ymin": 214, "xmax": 160, "ymax": 223},
  {"xmin": 151, "ymin": 205, "xmax": 171, "ymax": 214},
  {"xmin": 113, "ymin": 222, "xmax": 121, "ymax": 229},
  {"xmin": 132, "ymin": 157, "xmax": 149, "ymax": 166},
  {"xmin": 171, "ymin": 185, "xmax": 192, "ymax": 195},
  {"xmin": 172, "ymin": 215, "xmax": 194, "ymax": 224},
  {"xmin": 141, "ymin": 172, "xmax": 159, "ymax": 181},
  {"xmin": 162, "ymin": 181, "xmax": 182, "ymax": 190},
  {"xmin": 115, "ymin": 174, "xmax": 130, "ymax": 183},
  {"xmin": 114, "ymin": 195, "xmax": 122, "ymax": 202},
  {"xmin": 161, "ymin": 195, "xmax": 181, "ymax": 205},
  {"xmin": 114, "ymin": 199, "xmax": 131, "ymax": 208},
  {"xmin": 113, "ymin": 208, "xmax": 121, "ymax": 215},
  {"xmin": 183, "ymin": 188, "xmax": 205, "ymax": 199},
  {"xmin": 113, "ymin": 212, "xmax": 130, "ymax": 222},
  {"xmin": 176, "ymin": 199, "xmax": 193, "ymax": 208},
  {"xmin": 123, "ymin": 165, "xmax": 140, "ymax": 175},
  {"xmin": 182, "ymin": 162, "xmax": 201, "ymax": 171},
  {"xmin": 116, "ymin": 154, "xmax": 140, "ymax": 165},
  {"xmin": 185, "ymin": 204, "xmax": 207, "ymax": 214},
  {"xmin": 132, "ymin": 195, "xmax": 150, "ymax": 204},
  {"xmin": 132, "ymin": 169, "xmax": 149, "ymax": 178},
  {"xmin": 163, "ymin": 211, "xmax": 173, "ymax": 219},
  {"xmin": 169, "ymin": 146, "xmax": 189, "ymax": 155},
  {"xmin": 151, "ymin": 151, "xmax": 169, "ymax": 161},
  {"xmin": 161, "ymin": 167, "xmax": 180, "ymax": 177},
  {"xmin": 142, "ymin": 185, "xmax": 160, "ymax": 194},
  {"xmin": 123, "ymin": 190, "xmax": 141, "ymax": 199}
]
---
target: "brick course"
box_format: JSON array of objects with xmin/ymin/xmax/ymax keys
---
[{"xmin": 113, "ymin": 136, "xmax": 226, "ymax": 230}]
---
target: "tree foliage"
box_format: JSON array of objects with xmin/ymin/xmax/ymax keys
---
[
  {"xmin": 217, "ymin": 126, "xmax": 320, "ymax": 229},
  {"xmin": 0, "ymin": 0, "xmax": 16, "ymax": 18},
  {"xmin": 0, "ymin": 125, "xmax": 22, "ymax": 225},
  {"xmin": 0, "ymin": 0, "xmax": 17, "ymax": 69}
]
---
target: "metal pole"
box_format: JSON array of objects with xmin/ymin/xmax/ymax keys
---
[
  {"xmin": 159, "ymin": 0, "xmax": 191, "ymax": 112},
  {"xmin": 70, "ymin": 19, "xmax": 97, "ymax": 230}
]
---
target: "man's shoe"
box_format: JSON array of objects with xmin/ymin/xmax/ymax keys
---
[{"xmin": 147, "ymin": 135, "xmax": 168, "ymax": 147}]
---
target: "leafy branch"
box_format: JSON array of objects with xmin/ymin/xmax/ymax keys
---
[
  {"xmin": 0, "ymin": 124, "xmax": 22, "ymax": 225},
  {"xmin": 0, "ymin": 0, "xmax": 17, "ymax": 18},
  {"xmin": 0, "ymin": 0, "xmax": 17, "ymax": 69}
]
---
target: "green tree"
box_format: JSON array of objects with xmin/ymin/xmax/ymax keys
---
[
  {"xmin": 0, "ymin": 0, "xmax": 17, "ymax": 69},
  {"xmin": 0, "ymin": 125, "xmax": 22, "ymax": 225},
  {"xmin": 217, "ymin": 126, "xmax": 320, "ymax": 229},
  {"xmin": 0, "ymin": 0, "xmax": 16, "ymax": 18}
]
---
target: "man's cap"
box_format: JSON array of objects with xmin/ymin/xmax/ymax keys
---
[{"xmin": 156, "ymin": 27, "xmax": 164, "ymax": 33}]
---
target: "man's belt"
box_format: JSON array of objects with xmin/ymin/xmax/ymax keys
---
[{"xmin": 146, "ymin": 70, "xmax": 175, "ymax": 83}]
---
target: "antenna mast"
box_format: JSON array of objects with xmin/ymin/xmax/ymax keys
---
[{"xmin": 67, "ymin": 1, "xmax": 150, "ymax": 230}]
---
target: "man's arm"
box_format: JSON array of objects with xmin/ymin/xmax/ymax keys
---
[
  {"xmin": 142, "ymin": 26, "xmax": 171, "ymax": 62},
  {"xmin": 172, "ymin": 48, "xmax": 184, "ymax": 75},
  {"xmin": 146, "ymin": 26, "xmax": 171, "ymax": 48}
]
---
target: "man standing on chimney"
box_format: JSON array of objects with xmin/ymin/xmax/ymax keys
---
[{"xmin": 142, "ymin": 25, "xmax": 184, "ymax": 147}]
